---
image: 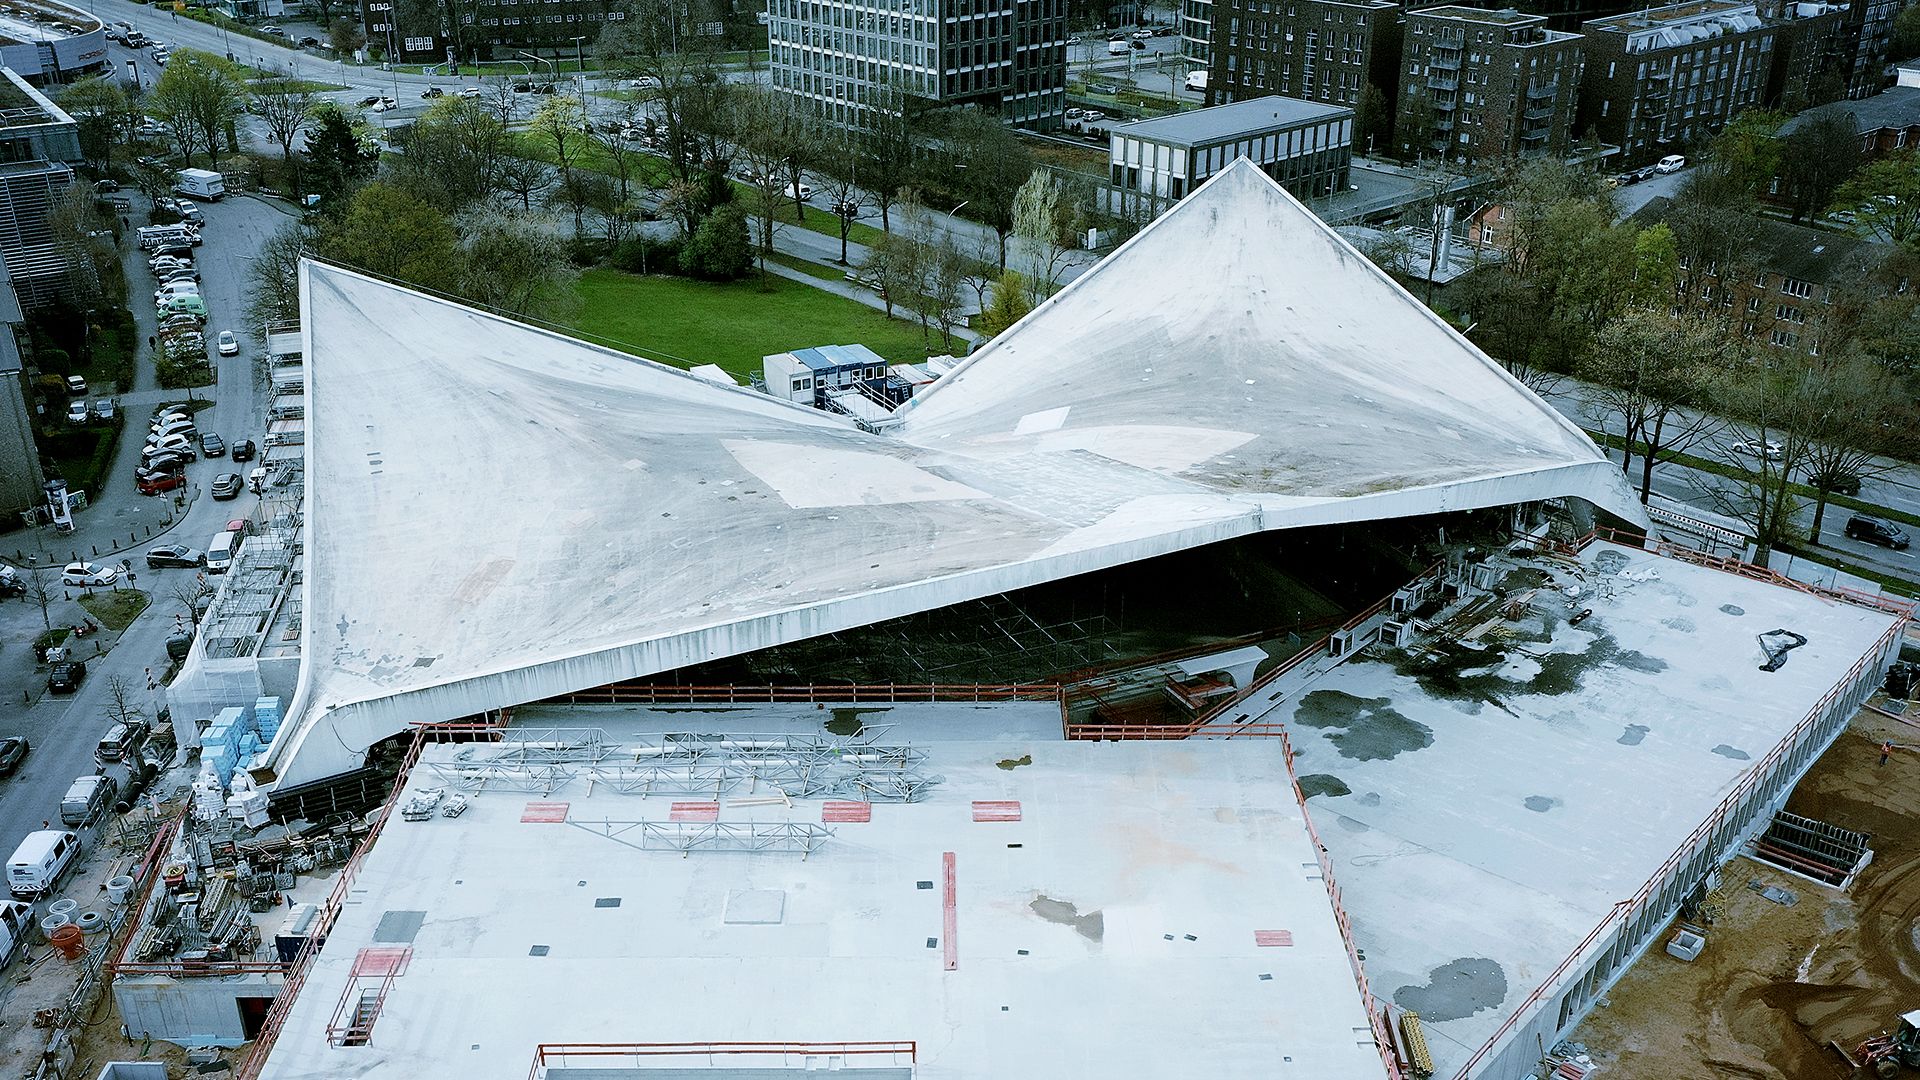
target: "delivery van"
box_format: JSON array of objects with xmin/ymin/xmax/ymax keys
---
[
  {"xmin": 60, "ymin": 774, "xmax": 116, "ymax": 826},
  {"xmin": 7, "ymin": 830, "xmax": 79, "ymax": 899},
  {"xmin": 206, "ymin": 529, "xmax": 238, "ymax": 574},
  {"xmin": 0, "ymin": 899, "xmax": 30, "ymax": 966}
]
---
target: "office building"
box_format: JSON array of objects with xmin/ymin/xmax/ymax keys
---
[
  {"xmin": 1105, "ymin": 94, "xmax": 1352, "ymax": 215},
  {"xmin": 1579, "ymin": 0, "xmax": 1774, "ymax": 161},
  {"xmin": 0, "ymin": 66, "xmax": 80, "ymax": 309},
  {"xmin": 1398, "ymin": 6, "xmax": 1584, "ymax": 163},
  {"xmin": 0, "ymin": 0, "xmax": 104, "ymax": 86},
  {"xmin": 766, "ymin": 0, "xmax": 1068, "ymax": 129},
  {"xmin": 1181, "ymin": 0, "xmax": 1214, "ymax": 67}
]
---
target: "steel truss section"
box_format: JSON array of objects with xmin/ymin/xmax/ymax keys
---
[
  {"xmin": 567, "ymin": 819, "xmax": 833, "ymax": 858},
  {"xmin": 432, "ymin": 728, "xmax": 942, "ymax": 802}
]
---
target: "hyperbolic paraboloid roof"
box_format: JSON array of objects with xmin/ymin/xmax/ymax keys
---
[{"xmin": 267, "ymin": 159, "xmax": 1643, "ymax": 787}]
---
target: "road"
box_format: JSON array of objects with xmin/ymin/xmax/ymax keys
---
[{"xmin": 0, "ymin": 194, "xmax": 281, "ymax": 863}]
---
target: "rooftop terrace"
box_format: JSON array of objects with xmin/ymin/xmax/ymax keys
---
[{"xmin": 260, "ymin": 704, "xmax": 1389, "ymax": 1080}]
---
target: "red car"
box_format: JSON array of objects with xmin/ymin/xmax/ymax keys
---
[{"xmin": 136, "ymin": 469, "xmax": 185, "ymax": 496}]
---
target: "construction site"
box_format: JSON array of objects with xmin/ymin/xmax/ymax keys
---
[{"xmin": 41, "ymin": 162, "xmax": 1919, "ymax": 1080}]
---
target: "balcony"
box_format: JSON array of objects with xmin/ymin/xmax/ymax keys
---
[
  {"xmin": 1526, "ymin": 82, "xmax": 1556, "ymax": 100},
  {"xmin": 1433, "ymin": 116, "xmax": 1454, "ymax": 132},
  {"xmin": 1428, "ymin": 50, "xmax": 1461, "ymax": 70},
  {"xmin": 1428, "ymin": 73, "xmax": 1458, "ymax": 90},
  {"xmin": 1524, "ymin": 104, "xmax": 1554, "ymax": 121},
  {"xmin": 1432, "ymin": 96, "xmax": 1456, "ymax": 112},
  {"xmin": 1520, "ymin": 128, "xmax": 1548, "ymax": 143}
]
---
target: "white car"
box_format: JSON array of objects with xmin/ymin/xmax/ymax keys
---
[
  {"xmin": 1654, "ymin": 154, "xmax": 1686, "ymax": 174},
  {"xmin": 217, "ymin": 330, "xmax": 239, "ymax": 357},
  {"xmin": 460, "ymin": 86, "xmax": 482, "ymax": 98},
  {"xmin": 66, "ymin": 400, "xmax": 90, "ymax": 423},
  {"xmin": 62, "ymin": 561, "xmax": 118, "ymax": 587},
  {"xmin": 785, "ymin": 181, "xmax": 814, "ymax": 201},
  {"xmin": 1731, "ymin": 439, "xmax": 1783, "ymax": 461}
]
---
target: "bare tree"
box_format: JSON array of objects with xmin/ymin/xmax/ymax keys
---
[
  {"xmin": 1798, "ymin": 358, "xmax": 1917, "ymax": 544},
  {"xmin": 1699, "ymin": 356, "xmax": 1822, "ymax": 566},
  {"xmin": 815, "ymin": 127, "xmax": 866, "ymax": 265},
  {"xmin": 104, "ymin": 673, "xmax": 147, "ymax": 727},
  {"xmin": 732, "ymin": 88, "xmax": 795, "ymax": 270},
  {"xmin": 245, "ymin": 221, "xmax": 309, "ymax": 339},
  {"xmin": 1581, "ymin": 306, "xmax": 1729, "ymax": 504},
  {"xmin": 496, "ymin": 156, "xmax": 554, "ymax": 213},
  {"xmin": 456, "ymin": 207, "xmax": 581, "ymax": 320},
  {"xmin": 167, "ymin": 577, "xmax": 210, "ymax": 619},
  {"xmin": 252, "ymin": 77, "xmax": 318, "ymax": 192},
  {"xmin": 24, "ymin": 567, "xmax": 58, "ymax": 633}
]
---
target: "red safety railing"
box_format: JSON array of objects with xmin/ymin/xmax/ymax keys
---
[
  {"xmin": 527, "ymin": 1041, "xmax": 917, "ymax": 1080},
  {"xmin": 1446, "ymin": 613, "xmax": 1904, "ymax": 1078},
  {"xmin": 547, "ymin": 682, "xmax": 1060, "ymax": 706},
  {"xmin": 231, "ymin": 720, "xmax": 447, "ymax": 1080},
  {"xmin": 106, "ymin": 811, "xmax": 186, "ymax": 977}
]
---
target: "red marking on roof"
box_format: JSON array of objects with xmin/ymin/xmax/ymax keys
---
[
  {"xmin": 971, "ymin": 800, "xmax": 1022, "ymax": 822},
  {"xmin": 1254, "ymin": 930, "xmax": 1294, "ymax": 947},
  {"xmin": 822, "ymin": 801, "xmax": 872, "ymax": 823},
  {"xmin": 670, "ymin": 801, "xmax": 720, "ymax": 823},
  {"xmin": 943, "ymin": 852, "xmax": 957, "ymax": 972},
  {"xmin": 349, "ymin": 946, "xmax": 413, "ymax": 977},
  {"xmin": 521, "ymin": 802, "xmax": 569, "ymax": 823}
]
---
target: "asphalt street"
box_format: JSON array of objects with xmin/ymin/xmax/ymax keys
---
[{"xmin": 0, "ymin": 194, "xmax": 282, "ymax": 863}]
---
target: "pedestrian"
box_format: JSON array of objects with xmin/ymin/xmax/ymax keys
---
[
  {"xmin": 40, "ymin": 820, "xmax": 48, "ymax": 830},
  {"xmin": 149, "ymin": 335, "xmax": 157, "ymax": 350},
  {"xmin": 1881, "ymin": 740, "xmax": 1894, "ymax": 766}
]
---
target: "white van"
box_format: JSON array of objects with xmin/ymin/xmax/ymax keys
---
[
  {"xmin": 60, "ymin": 774, "xmax": 116, "ymax": 826},
  {"xmin": 7, "ymin": 830, "xmax": 79, "ymax": 899},
  {"xmin": 0, "ymin": 899, "xmax": 30, "ymax": 966},
  {"xmin": 206, "ymin": 529, "xmax": 238, "ymax": 574}
]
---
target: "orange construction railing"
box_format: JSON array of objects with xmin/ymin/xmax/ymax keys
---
[{"xmin": 547, "ymin": 682, "xmax": 1060, "ymax": 706}]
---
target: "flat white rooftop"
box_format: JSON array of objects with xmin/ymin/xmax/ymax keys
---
[
  {"xmin": 261, "ymin": 703, "xmax": 1388, "ymax": 1080},
  {"xmin": 1273, "ymin": 541, "xmax": 1899, "ymax": 1076}
]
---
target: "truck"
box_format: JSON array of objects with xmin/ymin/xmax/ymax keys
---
[
  {"xmin": 1107, "ymin": 36, "xmax": 1127, "ymax": 54},
  {"xmin": 1184, "ymin": 69, "xmax": 1207, "ymax": 92},
  {"xmin": 174, "ymin": 168, "xmax": 225, "ymax": 201}
]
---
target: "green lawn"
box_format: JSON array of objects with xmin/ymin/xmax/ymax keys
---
[
  {"xmin": 570, "ymin": 268, "xmax": 936, "ymax": 378},
  {"xmin": 763, "ymin": 250, "xmax": 848, "ymax": 281}
]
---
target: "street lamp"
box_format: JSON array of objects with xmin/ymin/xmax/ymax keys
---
[{"xmin": 569, "ymin": 34, "xmax": 587, "ymax": 94}]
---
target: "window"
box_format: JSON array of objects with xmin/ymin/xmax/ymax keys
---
[
  {"xmin": 1746, "ymin": 296, "xmax": 1761, "ymax": 313},
  {"xmin": 1782, "ymin": 277, "xmax": 1812, "ymax": 298},
  {"xmin": 1770, "ymin": 329, "xmax": 1797, "ymax": 348}
]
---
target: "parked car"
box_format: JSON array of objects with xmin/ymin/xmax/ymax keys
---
[
  {"xmin": 261, "ymin": 24, "xmax": 286, "ymax": 34},
  {"xmin": 66, "ymin": 400, "xmax": 89, "ymax": 423},
  {"xmin": 217, "ymin": 330, "xmax": 239, "ymax": 356},
  {"xmin": 299, "ymin": 35, "xmax": 321, "ymax": 47},
  {"xmin": 146, "ymin": 544, "xmax": 204, "ymax": 569},
  {"xmin": 135, "ymin": 468, "xmax": 185, "ymax": 496},
  {"xmin": 211, "ymin": 472, "xmax": 244, "ymax": 500},
  {"xmin": 1655, "ymin": 154, "xmax": 1687, "ymax": 173},
  {"xmin": 160, "ymin": 296, "xmax": 207, "ymax": 318},
  {"xmin": 1845, "ymin": 513, "xmax": 1911, "ymax": 549},
  {"xmin": 785, "ymin": 181, "xmax": 814, "ymax": 201},
  {"xmin": 92, "ymin": 398, "xmax": 114, "ymax": 421},
  {"xmin": 141, "ymin": 451, "xmax": 189, "ymax": 474},
  {"xmin": 0, "ymin": 737, "xmax": 27, "ymax": 776},
  {"xmin": 154, "ymin": 403, "xmax": 195, "ymax": 421},
  {"xmin": 1131, "ymin": 28, "xmax": 1152, "ymax": 38},
  {"xmin": 1730, "ymin": 439, "xmax": 1783, "ymax": 461},
  {"xmin": 144, "ymin": 438, "xmax": 195, "ymax": 460},
  {"xmin": 95, "ymin": 721, "xmax": 148, "ymax": 763},
  {"xmin": 46, "ymin": 661, "xmax": 85, "ymax": 694},
  {"xmin": 61, "ymin": 561, "xmax": 117, "ymax": 587},
  {"xmin": 231, "ymin": 439, "xmax": 257, "ymax": 463},
  {"xmin": 460, "ymin": 85, "xmax": 482, "ymax": 97},
  {"xmin": 202, "ymin": 433, "xmax": 226, "ymax": 457},
  {"xmin": 65, "ymin": 374, "xmax": 87, "ymax": 395}
]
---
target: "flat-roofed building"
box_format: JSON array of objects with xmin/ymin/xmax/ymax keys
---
[
  {"xmin": 0, "ymin": 67, "xmax": 80, "ymax": 309},
  {"xmin": 1579, "ymin": 0, "xmax": 1775, "ymax": 161},
  {"xmin": 766, "ymin": 0, "xmax": 1068, "ymax": 130},
  {"xmin": 1398, "ymin": 6, "xmax": 1585, "ymax": 164},
  {"xmin": 1105, "ymin": 95, "xmax": 1353, "ymax": 216}
]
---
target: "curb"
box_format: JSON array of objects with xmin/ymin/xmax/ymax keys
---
[{"xmin": 2, "ymin": 485, "xmax": 206, "ymax": 572}]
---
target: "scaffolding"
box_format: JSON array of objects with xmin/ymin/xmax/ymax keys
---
[
  {"xmin": 567, "ymin": 819, "xmax": 834, "ymax": 858},
  {"xmin": 422, "ymin": 728, "xmax": 942, "ymax": 802}
]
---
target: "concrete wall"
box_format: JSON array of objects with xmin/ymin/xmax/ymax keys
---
[
  {"xmin": 96, "ymin": 1063, "xmax": 168, "ymax": 1080},
  {"xmin": 1467, "ymin": 619, "xmax": 1898, "ymax": 1079},
  {"xmin": 113, "ymin": 975, "xmax": 279, "ymax": 1047}
]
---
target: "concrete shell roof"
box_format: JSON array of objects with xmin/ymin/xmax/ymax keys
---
[{"xmin": 268, "ymin": 159, "xmax": 1642, "ymax": 787}]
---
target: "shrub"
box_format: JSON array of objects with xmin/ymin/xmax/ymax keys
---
[
  {"xmin": 566, "ymin": 237, "xmax": 610, "ymax": 267},
  {"xmin": 611, "ymin": 234, "xmax": 685, "ymax": 275},
  {"xmin": 679, "ymin": 205, "xmax": 751, "ymax": 282}
]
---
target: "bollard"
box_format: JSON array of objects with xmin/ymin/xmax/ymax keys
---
[{"xmin": 92, "ymin": 545, "xmax": 98, "ymax": 557}]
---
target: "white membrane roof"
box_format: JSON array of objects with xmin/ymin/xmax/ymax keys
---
[
  {"xmin": 266, "ymin": 159, "xmax": 1642, "ymax": 787},
  {"xmin": 259, "ymin": 704, "xmax": 1391, "ymax": 1080}
]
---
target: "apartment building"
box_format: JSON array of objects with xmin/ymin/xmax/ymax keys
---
[
  {"xmin": 1397, "ymin": 6, "xmax": 1584, "ymax": 163},
  {"xmin": 1181, "ymin": 0, "xmax": 1214, "ymax": 67},
  {"xmin": 1207, "ymin": 0, "xmax": 1401, "ymax": 114},
  {"xmin": 1634, "ymin": 195, "xmax": 1881, "ymax": 351},
  {"xmin": 767, "ymin": 0, "xmax": 1067, "ymax": 129},
  {"xmin": 1579, "ymin": 0, "xmax": 1774, "ymax": 161},
  {"xmin": 1761, "ymin": 0, "xmax": 1848, "ymax": 110}
]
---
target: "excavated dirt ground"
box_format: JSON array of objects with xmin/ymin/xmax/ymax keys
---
[{"xmin": 1573, "ymin": 705, "xmax": 1920, "ymax": 1080}]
